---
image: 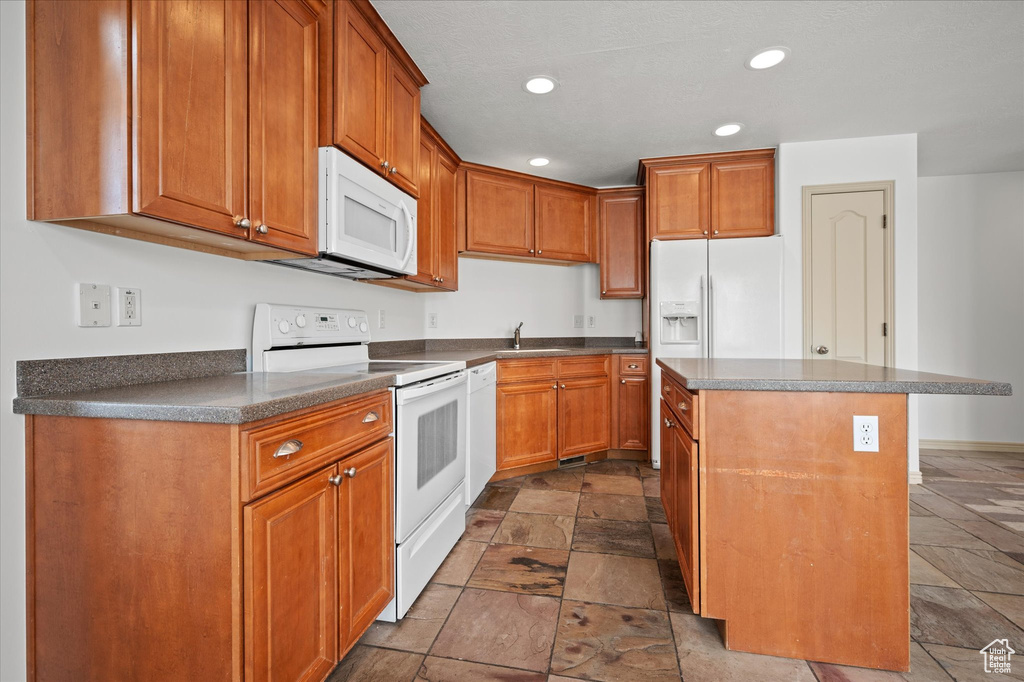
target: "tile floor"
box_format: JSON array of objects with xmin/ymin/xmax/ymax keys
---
[{"xmin": 331, "ymin": 450, "xmax": 1024, "ymax": 681}]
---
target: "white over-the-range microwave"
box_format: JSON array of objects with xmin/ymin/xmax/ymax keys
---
[{"xmin": 271, "ymin": 147, "xmax": 417, "ymax": 279}]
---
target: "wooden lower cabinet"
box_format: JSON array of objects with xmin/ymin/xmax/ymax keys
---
[
  {"xmin": 496, "ymin": 379, "xmax": 559, "ymax": 469},
  {"xmin": 659, "ymin": 400, "xmax": 677, "ymax": 531},
  {"xmin": 667, "ymin": 411, "xmax": 699, "ymax": 612},
  {"xmin": 616, "ymin": 375, "xmax": 649, "ymax": 450},
  {"xmin": 558, "ymin": 376, "xmax": 610, "ymax": 457}
]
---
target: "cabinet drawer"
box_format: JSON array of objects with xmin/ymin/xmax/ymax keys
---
[
  {"xmin": 498, "ymin": 358, "xmax": 557, "ymax": 383},
  {"xmin": 242, "ymin": 392, "xmax": 392, "ymax": 500},
  {"xmin": 557, "ymin": 355, "xmax": 609, "ymax": 378},
  {"xmin": 661, "ymin": 375, "xmax": 699, "ymax": 440},
  {"xmin": 618, "ymin": 355, "xmax": 648, "ymax": 376}
]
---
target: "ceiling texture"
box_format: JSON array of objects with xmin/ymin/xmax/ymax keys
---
[{"xmin": 373, "ymin": 0, "xmax": 1024, "ymax": 187}]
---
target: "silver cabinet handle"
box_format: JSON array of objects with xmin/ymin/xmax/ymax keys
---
[
  {"xmin": 234, "ymin": 216, "xmax": 251, "ymax": 229},
  {"xmin": 329, "ymin": 474, "xmax": 342, "ymax": 486},
  {"xmin": 273, "ymin": 439, "xmax": 303, "ymax": 459},
  {"xmin": 678, "ymin": 402, "xmax": 689, "ymax": 412},
  {"xmin": 255, "ymin": 224, "xmax": 268, "ymax": 235},
  {"xmin": 344, "ymin": 467, "xmax": 357, "ymax": 478},
  {"xmin": 815, "ymin": 345, "xmax": 830, "ymax": 355},
  {"xmin": 362, "ymin": 411, "xmax": 379, "ymax": 423},
  {"xmin": 628, "ymin": 364, "xmax": 638, "ymax": 369}
]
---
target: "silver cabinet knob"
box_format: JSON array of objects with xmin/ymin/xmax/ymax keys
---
[
  {"xmin": 235, "ymin": 216, "xmax": 251, "ymax": 229},
  {"xmin": 602, "ymin": 291, "xmax": 607, "ymax": 295},
  {"xmin": 560, "ymin": 384, "xmax": 566, "ymax": 389},
  {"xmin": 664, "ymin": 418, "xmax": 675, "ymax": 428},
  {"xmin": 381, "ymin": 160, "xmax": 390, "ymax": 169},
  {"xmin": 552, "ymin": 384, "xmax": 557, "ymax": 389},
  {"xmin": 329, "ymin": 474, "xmax": 342, "ymax": 486},
  {"xmin": 703, "ymin": 230, "xmax": 708, "ymax": 235},
  {"xmin": 439, "ymin": 277, "xmax": 444, "ymax": 283},
  {"xmin": 344, "ymin": 467, "xmax": 357, "ymax": 478},
  {"xmin": 713, "ymin": 230, "xmax": 719, "ymax": 235},
  {"xmin": 815, "ymin": 345, "xmax": 830, "ymax": 355},
  {"xmin": 255, "ymin": 224, "xmax": 268, "ymax": 235},
  {"xmin": 537, "ymin": 250, "xmax": 543, "ymax": 254},
  {"xmin": 664, "ymin": 386, "xmax": 671, "ymax": 393},
  {"xmin": 273, "ymin": 439, "xmax": 303, "ymax": 459},
  {"xmin": 621, "ymin": 379, "xmax": 626, "ymax": 384},
  {"xmin": 678, "ymin": 402, "xmax": 689, "ymax": 412},
  {"xmin": 529, "ymin": 249, "xmax": 535, "ymax": 254},
  {"xmin": 389, "ymin": 167, "xmax": 398, "ymax": 175}
]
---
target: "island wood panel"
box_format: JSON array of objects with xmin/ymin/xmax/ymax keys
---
[
  {"xmin": 710, "ymin": 157, "xmax": 775, "ymax": 238},
  {"xmin": 598, "ymin": 189, "xmax": 645, "ymax": 298},
  {"xmin": 558, "ymin": 376, "xmax": 611, "ymax": 458},
  {"xmin": 702, "ymin": 390, "xmax": 909, "ymax": 671},
  {"xmin": 26, "ymin": 416, "xmax": 240, "ymax": 682},
  {"xmin": 647, "ymin": 163, "xmax": 709, "ymax": 240},
  {"xmin": 496, "ymin": 380, "xmax": 559, "ymax": 469}
]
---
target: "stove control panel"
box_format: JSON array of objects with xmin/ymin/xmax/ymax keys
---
[{"xmin": 253, "ymin": 304, "xmax": 369, "ymax": 357}]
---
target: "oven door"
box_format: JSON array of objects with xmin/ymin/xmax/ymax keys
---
[{"xmin": 394, "ymin": 371, "xmax": 467, "ymax": 543}]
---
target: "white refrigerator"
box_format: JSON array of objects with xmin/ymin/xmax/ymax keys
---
[{"xmin": 649, "ymin": 237, "xmax": 784, "ymax": 466}]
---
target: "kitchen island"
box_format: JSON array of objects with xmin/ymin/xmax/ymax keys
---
[{"xmin": 655, "ymin": 357, "xmax": 1012, "ymax": 672}]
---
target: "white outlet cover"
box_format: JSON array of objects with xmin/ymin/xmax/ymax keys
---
[
  {"xmin": 853, "ymin": 415, "xmax": 879, "ymax": 452},
  {"xmin": 116, "ymin": 287, "xmax": 142, "ymax": 327},
  {"xmin": 427, "ymin": 312, "xmax": 438, "ymax": 329},
  {"xmin": 587, "ymin": 315, "xmax": 596, "ymax": 328},
  {"xmin": 78, "ymin": 283, "xmax": 111, "ymax": 327},
  {"xmin": 378, "ymin": 309, "xmax": 386, "ymax": 329}
]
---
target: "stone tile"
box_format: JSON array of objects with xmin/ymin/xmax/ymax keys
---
[
  {"xmin": 577, "ymin": 493, "xmax": 649, "ymax": 522},
  {"xmin": 473, "ymin": 486, "xmax": 519, "ymax": 511},
  {"xmin": 922, "ymin": 643, "xmax": 1024, "ymax": 682},
  {"xmin": 640, "ymin": 464, "xmax": 659, "ymax": 478},
  {"xmin": 327, "ymin": 645, "xmax": 424, "ymax": 682},
  {"xmin": 581, "ymin": 473, "xmax": 644, "ymax": 496},
  {"xmin": 360, "ymin": 584, "xmax": 461, "ymax": 653},
  {"xmin": 912, "ymin": 546, "xmax": 1024, "ymax": 594},
  {"xmin": 948, "ymin": 518, "xmax": 1024, "ymax": 553},
  {"xmin": 646, "ymin": 497, "xmax": 667, "ymax": 524},
  {"xmin": 659, "ymin": 558, "xmax": 692, "ymax": 613},
  {"xmin": 972, "ymin": 591, "xmax": 1024, "ymax": 630},
  {"xmin": 414, "ymin": 656, "xmax": 547, "ymax": 682},
  {"xmin": 808, "ymin": 661, "xmax": 904, "ymax": 680},
  {"xmin": 463, "ymin": 509, "xmax": 505, "ymax": 542},
  {"xmin": 904, "ymin": 641, "xmax": 955, "ymax": 682},
  {"xmin": 920, "ymin": 456, "xmax": 997, "ymax": 472},
  {"xmin": 551, "ymin": 600, "xmax": 679, "ymax": 681},
  {"xmin": 572, "ymin": 518, "xmax": 655, "ymax": 558},
  {"xmin": 562, "ymin": 552, "xmax": 666, "ymax": 610},
  {"xmin": 430, "ymin": 588, "xmax": 560, "ymax": 672},
  {"xmin": 585, "ymin": 459, "xmax": 641, "ymax": 476},
  {"xmin": 942, "ymin": 470, "xmax": 1015, "ymax": 484},
  {"xmin": 909, "ymin": 549, "xmax": 960, "ymax": 588},
  {"xmin": 510, "ymin": 489, "xmax": 581, "ymax": 516},
  {"xmin": 910, "ymin": 585, "xmax": 1023, "ymax": 649},
  {"xmin": 652, "ymin": 523, "xmax": 677, "ymax": 560},
  {"xmin": 670, "ymin": 612, "xmax": 817, "ymax": 681},
  {"xmin": 910, "ymin": 516, "xmax": 994, "ymax": 549},
  {"xmin": 489, "ymin": 475, "xmax": 528, "ymax": 489},
  {"xmin": 910, "ymin": 493, "xmax": 981, "ymax": 521},
  {"xmin": 493, "ymin": 512, "xmax": 576, "ymax": 550},
  {"xmin": 431, "ymin": 540, "xmax": 487, "ymax": 586},
  {"xmin": 521, "ymin": 469, "xmax": 585, "ymax": 492},
  {"xmin": 643, "ymin": 477, "xmax": 661, "ymax": 497},
  {"xmin": 909, "ymin": 501, "xmax": 933, "ymax": 517},
  {"xmin": 547, "ymin": 676, "xmax": 582, "ymax": 682},
  {"xmin": 467, "ymin": 544, "xmax": 569, "ymax": 596}
]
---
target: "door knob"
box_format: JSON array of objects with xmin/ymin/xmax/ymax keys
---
[{"xmin": 814, "ymin": 345, "xmax": 830, "ymax": 355}]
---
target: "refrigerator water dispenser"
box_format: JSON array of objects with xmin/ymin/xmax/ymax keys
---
[{"xmin": 660, "ymin": 301, "xmax": 700, "ymax": 344}]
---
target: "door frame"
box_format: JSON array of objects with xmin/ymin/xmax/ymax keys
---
[{"xmin": 801, "ymin": 181, "xmax": 896, "ymax": 366}]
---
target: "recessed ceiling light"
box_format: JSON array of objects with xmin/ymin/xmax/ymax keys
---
[
  {"xmin": 529, "ymin": 157, "xmax": 550, "ymax": 167},
  {"xmin": 523, "ymin": 76, "xmax": 558, "ymax": 94},
  {"xmin": 747, "ymin": 47, "xmax": 789, "ymax": 70},
  {"xmin": 714, "ymin": 123, "xmax": 743, "ymax": 137}
]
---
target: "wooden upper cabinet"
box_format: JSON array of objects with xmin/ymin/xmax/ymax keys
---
[
  {"xmin": 384, "ymin": 52, "xmax": 421, "ymax": 195},
  {"xmin": 711, "ymin": 157, "xmax": 775, "ymax": 238},
  {"xmin": 465, "ymin": 170, "xmax": 535, "ymax": 257},
  {"xmin": 598, "ymin": 188, "xmax": 644, "ymax": 298},
  {"xmin": 132, "ymin": 0, "xmax": 248, "ymax": 236},
  {"xmin": 248, "ymin": 0, "xmax": 321, "ymax": 255},
  {"xmin": 641, "ymin": 149, "xmax": 775, "ymax": 241},
  {"xmin": 407, "ymin": 136, "xmax": 436, "ymax": 287},
  {"xmin": 534, "ymin": 184, "xmax": 594, "ymax": 262},
  {"xmin": 435, "ymin": 151, "xmax": 460, "ymax": 290},
  {"xmin": 647, "ymin": 163, "xmax": 709, "ymax": 240}
]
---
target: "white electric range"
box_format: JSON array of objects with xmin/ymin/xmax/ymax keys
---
[{"xmin": 252, "ymin": 303, "xmax": 467, "ymax": 621}]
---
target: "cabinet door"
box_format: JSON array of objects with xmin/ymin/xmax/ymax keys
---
[
  {"xmin": 647, "ymin": 163, "xmax": 709, "ymax": 240},
  {"xmin": 617, "ymin": 376, "xmax": 649, "ymax": 450},
  {"xmin": 496, "ymin": 380, "xmax": 558, "ymax": 469},
  {"xmin": 534, "ymin": 184, "xmax": 593, "ymax": 262},
  {"xmin": 599, "ymin": 190, "xmax": 644, "ymax": 298},
  {"xmin": 248, "ymin": 0, "xmax": 321, "ymax": 255},
  {"xmin": 385, "ymin": 52, "xmax": 421, "ymax": 196},
  {"xmin": 465, "ymin": 171, "xmax": 535, "ymax": 257},
  {"xmin": 244, "ymin": 467, "xmax": 338, "ymax": 682},
  {"xmin": 558, "ymin": 376, "xmax": 611, "ymax": 458},
  {"xmin": 407, "ymin": 136, "xmax": 437, "ymax": 286},
  {"xmin": 332, "ymin": 1, "xmax": 387, "ymax": 170},
  {"xmin": 435, "ymin": 151, "xmax": 460, "ymax": 290},
  {"xmin": 659, "ymin": 400, "xmax": 676, "ymax": 531},
  {"xmin": 710, "ymin": 157, "xmax": 775, "ymax": 238},
  {"xmin": 670, "ymin": 419, "xmax": 700, "ymax": 613},
  {"xmin": 339, "ymin": 439, "xmax": 395, "ymax": 653},
  {"xmin": 132, "ymin": 0, "xmax": 247, "ymax": 235}
]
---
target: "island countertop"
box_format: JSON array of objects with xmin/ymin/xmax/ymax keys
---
[{"xmin": 656, "ymin": 358, "xmax": 1013, "ymax": 395}]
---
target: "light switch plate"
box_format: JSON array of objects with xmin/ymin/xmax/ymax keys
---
[
  {"xmin": 853, "ymin": 415, "xmax": 879, "ymax": 452},
  {"xmin": 116, "ymin": 287, "xmax": 141, "ymax": 326},
  {"xmin": 78, "ymin": 283, "xmax": 111, "ymax": 327},
  {"xmin": 572, "ymin": 314, "xmax": 584, "ymax": 329}
]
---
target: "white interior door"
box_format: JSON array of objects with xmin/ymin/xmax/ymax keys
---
[{"xmin": 808, "ymin": 191, "xmax": 887, "ymax": 365}]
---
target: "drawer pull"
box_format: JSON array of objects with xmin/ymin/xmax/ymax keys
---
[
  {"xmin": 678, "ymin": 402, "xmax": 689, "ymax": 412},
  {"xmin": 664, "ymin": 386, "xmax": 670, "ymax": 392},
  {"xmin": 664, "ymin": 418, "xmax": 675, "ymax": 428},
  {"xmin": 362, "ymin": 411, "xmax": 380, "ymax": 423},
  {"xmin": 273, "ymin": 439, "xmax": 303, "ymax": 459},
  {"xmin": 628, "ymin": 364, "xmax": 639, "ymax": 369},
  {"xmin": 344, "ymin": 467, "xmax": 357, "ymax": 478},
  {"xmin": 329, "ymin": 474, "xmax": 343, "ymax": 486}
]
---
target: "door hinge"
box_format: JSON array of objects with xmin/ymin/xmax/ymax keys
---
[
  {"xmin": 882, "ymin": 322, "xmax": 888, "ymax": 336},
  {"xmin": 882, "ymin": 214, "xmax": 887, "ymax": 229}
]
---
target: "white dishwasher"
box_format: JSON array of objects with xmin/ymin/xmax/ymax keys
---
[{"xmin": 466, "ymin": 362, "xmax": 497, "ymax": 505}]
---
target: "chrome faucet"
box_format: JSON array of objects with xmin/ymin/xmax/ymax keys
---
[{"xmin": 513, "ymin": 321, "xmax": 524, "ymax": 350}]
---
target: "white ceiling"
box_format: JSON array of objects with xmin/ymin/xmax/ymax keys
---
[{"xmin": 373, "ymin": 0, "xmax": 1024, "ymax": 187}]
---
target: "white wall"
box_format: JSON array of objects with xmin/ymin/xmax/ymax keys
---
[
  {"xmin": 918, "ymin": 172, "xmax": 1024, "ymax": 445},
  {"xmin": 775, "ymin": 134, "xmax": 920, "ymax": 473}
]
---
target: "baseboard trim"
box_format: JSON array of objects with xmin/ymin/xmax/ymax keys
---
[
  {"xmin": 908, "ymin": 470, "xmax": 923, "ymax": 485},
  {"xmin": 919, "ymin": 439, "xmax": 1024, "ymax": 453}
]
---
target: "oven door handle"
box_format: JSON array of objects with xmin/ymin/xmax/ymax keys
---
[{"xmin": 396, "ymin": 371, "xmax": 468, "ymax": 403}]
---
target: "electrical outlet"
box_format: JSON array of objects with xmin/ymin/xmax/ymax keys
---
[
  {"xmin": 378, "ymin": 309, "xmax": 386, "ymax": 329},
  {"xmin": 116, "ymin": 287, "xmax": 141, "ymax": 327},
  {"xmin": 587, "ymin": 315, "xmax": 596, "ymax": 328},
  {"xmin": 853, "ymin": 415, "xmax": 879, "ymax": 452},
  {"xmin": 573, "ymin": 314, "xmax": 584, "ymax": 329},
  {"xmin": 77, "ymin": 283, "xmax": 111, "ymax": 327},
  {"xmin": 427, "ymin": 312, "xmax": 438, "ymax": 329}
]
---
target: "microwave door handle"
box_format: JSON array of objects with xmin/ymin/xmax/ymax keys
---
[{"xmin": 399, "ymin": 201, "xmax": 416, "ymax": 269}]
